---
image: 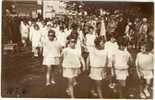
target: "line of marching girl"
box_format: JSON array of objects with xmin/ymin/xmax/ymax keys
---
[
  {"xmin": 26, "ymin": 17, "xmax": 152, "ymax": 98},
  {"xmin": 40, "ymin": 27, "xmax": 153, "ymax": 98}
]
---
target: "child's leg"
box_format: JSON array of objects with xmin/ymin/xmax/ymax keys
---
[
  {"xmin": 22, "ymin": 38, "xmax": 25, "ymax": 47},
  {"xmin": 68, "ymin": 78, "xmax": 75, "ymax": 98},
  {"xmin": 118, "ymin": 80, "xmax": 126, "ymax": 98},
  {"xmin": 34, "ymin": 48, "xmax": 38, "ymax": 57},
  {"xmin": 139, "ymin": 79, "xmax": 146, "ymax": 98},
  {"xmin": 36, "ymin": 47, "xmax": 40, "ymax": 56},
  {"xmin": 108, "ymin": 68, "xmax": 115, "ymax": 88},
  {"xmin": 46, "ymin": 65, "xmax": 51, "ymax": 85},
  {"xmin": 96, "ymin": 80, "xmax": 103, "ymax": 98},
  {"xmin": 90, "ymin": 80, "xmax": 98, "ymax": 97},
  {"xmin": 72, "ymin": 77, "xmax": 77, "ymax": 86},
  {"xmin": 40, "ymin": 47, "xmax": 43, "ymax": 57},
  {"xmin": 50, "ymin": 65, "xmax": 57, "ymax": 84},
  {"xmin": 144, "ymin": 79, "xmax": 151, "ymax": 97}
]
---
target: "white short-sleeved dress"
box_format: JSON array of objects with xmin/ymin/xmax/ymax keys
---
[
  {"xmin": 62, "ymin": 47, "xmax": 82, "ymax": 78},
  {"xmin": 136, "ymin": 52, "xmax": 153, "ymax": 80},
  {"xmin": 85, "ymin": 34, "xmax": 96, "ymax": 53},
  {"xmin": 113, "ymin": 50, "xmax": 131, "ymax": 80},
  {"xmin": 42, "ymin": 39, "xmax": 62, "ymax": 66},
  {"xmin": 40, "ymin": 26, "xmax": 48, "ymax": 48},
  {"xmin": 56, "ymin": 31, "xmax": 68, "ymax": 47},
  {"xmin": 89, "ymin": 48, "xmax": 108, "ymax": 80},
  {"xmin": 104, "ymin": 41, "xmax": 119, "ymax": 67},
  {"xmin": 31, "ymin": 29, "xmax": 42, "ymax": 48}
]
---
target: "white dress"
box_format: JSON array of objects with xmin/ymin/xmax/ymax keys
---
[
  {"xmin": 62, "ymin": 47, "xmax": 81, "ymax": 78},
  {"xmin": 40, "ymin": 26, "xmax": 48, "ymax": 47},
  {"xmin": 29, "ymin": 25, "xmax": 34, "ymax": 42},
  {"xmin": 113, "ymin": 50, "xmax": 131, "ymax": 80},
  {"xmin": 56, "ymin": 30, "xmax": 68, "ymax": 47},
  {"xmin": 89, "ymin": 48, "xmax": 108, "ymax": 80},
  {"xmin": 136, "ymin": 52, "xmax": 153, "ymax": 79},
  {"xmin": 42, "ymin": 39, "xmax": 62, "ymax": 65},
  {"xmin": 104, "ymin": 41, "xmax": 119, "ymax": 67},
  {"xmin": 31, "ymin": 29, "xmax": 42, "ymax": 48},
  {"xmin": 20, "ymin": 22, "xmax": 29, "ymax": 39},
  {"xmin": 85, "ymin": 34, "xmax": 96, "ymax": 52}
]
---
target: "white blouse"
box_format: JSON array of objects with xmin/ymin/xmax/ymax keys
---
[
  {"xmin": 62, "ymin": 47, "xmax": 81, "ymax": 68},
  {"xmin": 42, "ymin": 39, "xmax": 62, "ymax": 58},
  {"xmin": 136, "ymin": 52, "xmax": 153, "ymax": 70},
  {"xmin": 113, "ymin": 50, "xmax": 131, "ymax": 69},
  {"xmin": 89, "ymin": 48, "xmax": 108, "ymax": 68},
  {"xmin": 85, "ymin": 34, "xmax": 96, "ymax": 46}
]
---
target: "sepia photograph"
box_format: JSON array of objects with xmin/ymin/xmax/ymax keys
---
[{"xmin": 1, "ymin": 0, "xmax": 154, "ymax": 99}]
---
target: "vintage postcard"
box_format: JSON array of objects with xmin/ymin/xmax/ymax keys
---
[{"xmin": 1, "ymin": 0, "xmax": 154, "ymax": 99}]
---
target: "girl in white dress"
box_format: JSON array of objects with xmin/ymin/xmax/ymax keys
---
[
  {"xmin": 61, "ymin": 36, "xmax": 85, "ymax": 98},
  {"xmin": 31, "ymin": 24, "xmax": 41, "ymax": 57},
  {"xmin": 104, "ymin": 35, "xmax": 119, "ymax": 88},
  {"xmin": 20, "ymin": 21, "xmax": 29, "ymax": 47},
  {"xmin": 136, "ymin": 43, "xmax": 153, "ymax": 98},
  {"xmin": 112, "ymin": 39, "xmax": 132, "ymax": 98},
  {"xmin": 42, "ymin": 29, "xmax": 62, "ymax": 86},
  {"xmin": 56, "ymin": 26, "xmax": 68, "ymax": 47},
  {"xmin": 85, "ymin": 26, "xmax": 96, "ymax": 53},
  {"xmin": 87, "ymin": 36, "xmax": 108, "ymax": 98}
]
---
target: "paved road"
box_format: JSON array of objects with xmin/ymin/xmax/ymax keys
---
[{"xmin": 1, "ymin": 47, "xmax": 153, "ymax": 98}]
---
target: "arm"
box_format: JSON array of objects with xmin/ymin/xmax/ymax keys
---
[
  {"xmin": 105, "ymin": 55, "xmax": 109, "ymax": 67},
  {"xmin": 80, "ymin": 56, "xmax": 86, "ymax": 72},
  {"xmin": 112, "ymin": 54, "xmax": 116, "ymax": 77},
  {"xmin": 128, "ymin": 53, "xmax": 134, "ymax": 67},
  {"xmin": 60, "ymin": 50, "xmax": 64, "ymax": 65},
  {"xmin": 135, "ymin": 53, "xmax": 142, "ymax": 78},
  {"xmin": 86, "ymin": 55, "xmax": 90, "ymax": 71}
]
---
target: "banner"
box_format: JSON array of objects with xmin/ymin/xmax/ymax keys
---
[{"xmin": 43, "ymin": 0, "xmax": 66, "ymax": 18}]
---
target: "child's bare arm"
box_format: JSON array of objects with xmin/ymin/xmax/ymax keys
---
[
  {"xmin": 60, "ymin": 51, "xmax": 64, "ymax": 65},
  {"xmin": 105, "ymin": 55, "xmax": 108, "ymax": 67},
  {"xmin": 80, "ymin": 56, "xmax": 86, "ymax": 71},
  {"xmin": 112, "ymin": 54, "xmax": 116, "ymax": 77},
  {"xmin": 128, "ymin": 54, "xmax": 134, "ymax": 67},
  {"xmin": 86, "ymin": 55, "xmax": 90, "ymax": 71},
  {"xmin": 135, "ymin": 54, "xmax": 142, "ymax": 78}
]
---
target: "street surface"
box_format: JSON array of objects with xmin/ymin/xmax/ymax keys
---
[{"xmin": 1, "ymin": 47, "xmax": 153, "ymax": 98}]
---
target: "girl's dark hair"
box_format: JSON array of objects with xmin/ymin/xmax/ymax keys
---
[
  {"xmin": 94, "ymin": 36, "xmax": 105, "ymax": 48},
  {"xmin": 66, "ymin": 34, "xmax": 77, "ymax": 46},
  {"xmin": 109, "ymin": 32, "xmax": 118, "ymax": 39},
  {"xmin": 48, "ymin": 29, "xmax": 56, "ymax": 37},
  {"xmin": 118, "ymin": 37, "xmax": 128, "ymax": 47},
  {"xmin": 67, "ymin": 30, "xmax": 78, "ymax": 40},
  {"xmin": 89, "ymin": 26, "xmax": 94, "ymax": 30},
  {"xmin": 67, "ymin": 34, "xmax": 78, "ymax": 41},
  {"xmin": 59, "ymin": 26, "xmax": 65, "ymax": 30},
  {"xmin": 34, "ymin": 24, "xmax": 39, "ymax": 30},
  {"xmin": 141, "ymin": 41, "xmax": 153, "ymax": 52}
]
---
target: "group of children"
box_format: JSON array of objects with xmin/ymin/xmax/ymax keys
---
[
  {"xmin": 34, "ymin": 24, "xmax": 152, "ymax": 98},
  {"xmin": 18, "ymin": 14, "xmax": 153, "ymax": 98}
]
